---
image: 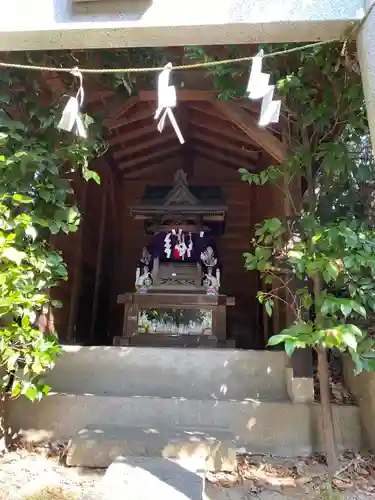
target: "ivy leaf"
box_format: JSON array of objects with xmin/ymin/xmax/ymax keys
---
[
  {"xmin": 83, "ymin": 168, "xmax": 100, "ymax": 184},
  {"xmin": 49, "ymin": 221, "xmax": 60, "ymax": 235},
  {"xmin": 11, "ymin": 381, "xmax": 22, "ymax": 398},
  {"xmin": 25, "ymin": 386, "xmax": 38, "ymax": 402},
  {"xmin": 12, "ymin": 193, "xmax": 33, "ymax": 204}
]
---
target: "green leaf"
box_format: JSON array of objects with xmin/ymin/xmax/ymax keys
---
[
  {"xmin": 11, "ymin": 381, "xmax": 22, "ymax": 398},
  {"xmin": 83, "ymin": 168, "xmax": 101, "ymax": 184},
  {"xmin": 49, "ymin": 221, "xmax": 60, "ymax": 235},
  {"xmin": 351, "ymin": 302, "xmax": 367, "ymax": 318},
  {"xmin": 267, "ymin": 334, "xmax": 292, "ymax": 346},
  {"xmin": 284, "ymin": 341, "xmax": 296, "ymax": 357},
  {"xmin": 323, "ymin": 261, "xmax": 339, "ymax": 282},
  {"xmin": 343, "ymin": 324, "xmax": 363, "ymax": 338},
  {"xmin": 265, "ymin": 300, "xmax": 273, "ymax": 317},
  {"xmin": 340, "ymin": 303, "xmax": 352, "ymax": 318},
  {"xmin": 341, "ymin": 331, "xmax": 357, "ymax": 349},
  {"xmin": 6, "ymin": 353, "xmax": 19, "ymax": 370},
  {"xmin": 25, "ymin": 386, "xmax": 38, "ymax": 402},
  {"xmin": 12, "ymin": 193, "xmax": 33, "ymax": 204},
  {"xmin": 21, "ymin": 315, "xmax": 30, "ymax": 327}
]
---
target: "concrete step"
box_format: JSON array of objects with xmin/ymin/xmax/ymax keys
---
[
  {"xmin": 42, "ymin": 346, "xmax": 288, "ymax": 400},
  {"xmin": 66, "ymin": 424, "xmax": 236, "ymax": 468},
  {"xmin": 9, "ymin": 393, "xmax": 361, "ymax": 465}
]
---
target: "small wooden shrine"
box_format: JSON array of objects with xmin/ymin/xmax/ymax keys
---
[{"xmin": 116, "ymin": 169, "xmax": 235, "ymax": 347}]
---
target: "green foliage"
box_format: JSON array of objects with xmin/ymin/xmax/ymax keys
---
[
  {"xmin": 0, "ymin": 66, "xmax": 104, "ymax": 401},
  {"xmin": 238, "ymin": 42, "xmax": 375, "ymax": 374}
]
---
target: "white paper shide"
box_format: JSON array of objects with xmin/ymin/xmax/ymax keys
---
[
  {"xmin": 247, "ymin": 50, "xmax": 281, "ymax": 127},
  {"xmin": 58, "ymin": 68, "xmax": 87, "ymax": 139},
  {"xmin": 154, "ymin": 63, "xmax": 184, "ymax": 144}
]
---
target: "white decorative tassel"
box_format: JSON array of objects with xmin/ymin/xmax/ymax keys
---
[
  {"xmin": 58, "ymin": 68, "xmax": 87, "ymax": 138},
  {"xmin": 154, "ymin": 63, "xmax": 184, "ymax": 144},
  {"xmin": 164, "ymin": 232, "xmax": 172, "ymax": 258},
  {"xmin": 246, "ymin": 50, "xmax": 281, "ymax": 127},
  {"xmin": 187, "ymin": 232, "xmax": 193, "ymax": 258}
]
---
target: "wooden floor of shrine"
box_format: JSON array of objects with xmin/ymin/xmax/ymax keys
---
[{"xmin": 48, "ymin": 54, "xmax": 291, "ymax": 349}]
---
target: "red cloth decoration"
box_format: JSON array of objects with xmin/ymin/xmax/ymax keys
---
[{"xmin": 173, "ymin": 246, "xmax": 180, "ymax": 259}]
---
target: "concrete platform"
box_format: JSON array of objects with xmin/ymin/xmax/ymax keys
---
[
  {"xmin": 9, "ymin": 392, "xmax": 361, "ymax": 467},
  {"xmin": 8, "ymin": 347, "xmax": 362, "ymax": 466},
  {"xmin": 39, "ymin": 346, "xmax": 288, "ymax": 401},
  {"xmin": 10, "ymin": 395, "xmax": 314, "ymax": 456}
]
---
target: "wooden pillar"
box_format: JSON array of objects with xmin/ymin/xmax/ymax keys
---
[
  {"xmin": 66, "ymin": 176, "xmax": 88, "ymax": 343},
  {"xmin": 212, "ymin": 304, "xmax": 226, "ymax": 341},
  {"xmin": 89, "ymin": 180, "xmax": 108, "ymax": 342}
]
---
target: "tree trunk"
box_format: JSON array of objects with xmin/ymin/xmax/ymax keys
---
[
  {"xmin": 0, "ymin": 392, "xmax": 9, "ymax": 453},
  {"xmin": 316, "ymin": 346, "xmax": 340, "ymax": 475},
  {"xmin": 305, "ymin": 145, "xmax": 340, "ymax": 475}
]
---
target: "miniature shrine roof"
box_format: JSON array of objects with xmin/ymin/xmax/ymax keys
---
[{"xmin": 129, "ymin": 169, "xmax": 228, "ymax": 218}]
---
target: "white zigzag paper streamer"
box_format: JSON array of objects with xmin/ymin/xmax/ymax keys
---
[
  {"xmin": 246, "ymin": 50, "xmax": 281, "ymax": 127},
  {"xmin": 155, "ymin": 63, "xmax": 185, "ymax": 144}
]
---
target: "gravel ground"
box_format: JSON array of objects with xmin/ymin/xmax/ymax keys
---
[{"xmin": 0, "ymin": 451, "xmax": 104, "ymax": 500}]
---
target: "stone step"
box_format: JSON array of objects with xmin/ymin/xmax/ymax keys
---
[
  {"xmin": 42, "ymin": 346, "xmax": 288, "ymax": 400},
  {"xmin": 66, "ymin": 424, "xmax": 236, "ymax": 468},
  {"xmin": 9, "ymin": 393, "xmax": 361, "ymax": 465}
]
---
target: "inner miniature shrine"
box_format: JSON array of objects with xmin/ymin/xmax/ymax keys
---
[{"xmin": 116, "ymin": 169, "xmax": 235, "ymax": 347}]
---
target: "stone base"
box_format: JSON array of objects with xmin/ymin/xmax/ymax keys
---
[
  {"xmin": 66, "ymin": 424, "xmax": 237, "ymax": 470},
  {"xmin": 285, "ymin": 367, "xmax": 314, "ymax": 403}
]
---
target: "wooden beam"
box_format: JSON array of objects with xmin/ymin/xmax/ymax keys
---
[
  {"xmin": 112, "ymin": 96, "xmax": 139, "ymax": 121},
  {"xmin": 139, "ymin": 90, "xmax": 219, "ymax": 101},
  {"xmin": 214, "ymin": 100, "xmax": 286, "ymax": 164},
  {"xmin": 108, "ymin": 121, "xmax": 156, "ymax": 146},
  {"xmin": 123, "ymin": 151, "xmax": 181, "ymax": 177},
  {"xmin": 119, "ymin": 143, "xmax": 181, "ymax": 170},
  {"xmin": 100, "ymin": 94, "xmax": 137, "ymax": 124},
  {"xmin": 193, "ymin": 144, "xmax": 256, "ymax": 172},
  {"xmin": 195, "ymin": 149, "xmax": 243, "ymax": 172},
  {"xmin": 190, "ymin": 130, "xmax": 259, "ymax": 160},
  {"xmin": 107, "ymin": 104, "xmax": 154, "ymax": 130},
  {"xmin": 189, "ymin": 101, "xmax": 231, "ymax": 122},
  {"xmin": 114, "ymin": 96, "xmax": 139, "ymax": 120},
  {"xmin": 190, "ymin": 110, "xmax": 259, "ymax": 147},
  {"xmin": 113, "ymin": 132, "xmax": 176, "ymax": 160}
]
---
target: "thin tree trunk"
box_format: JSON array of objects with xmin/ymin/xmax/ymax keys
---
[
  {"xmin": 0, "ymin": 393, "xmax": 9, "ymax": 452},
  {"xmin": 304, "ymin": 139, "xmax": 339, "ymax": 475},
  {"xmin": 316, "ymin": 346, "xmax": 339, "ymax": 475}
]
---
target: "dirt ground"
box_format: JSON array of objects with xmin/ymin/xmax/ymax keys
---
[{"xmin": 0, "ymin": 446, "xmax": 374, "ymax": 499}]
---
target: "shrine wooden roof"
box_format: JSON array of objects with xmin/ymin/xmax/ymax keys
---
[
  {"xmin": 31, "ymin": 46, "xmax": 286, "ymax": 179},
  {"xmin": 77, "ymin": 75, "xmax": 286, "ymax": 179},
  {"xmin": 99, "ymin": 90, "xmax": 285, "ymax": 178},
  {"xmin": 129, "ymin": 169, "xmax": 227, "ymax": 219}
]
